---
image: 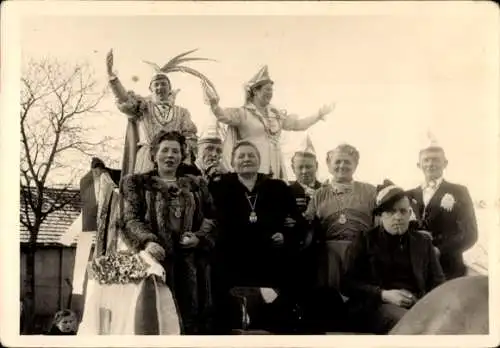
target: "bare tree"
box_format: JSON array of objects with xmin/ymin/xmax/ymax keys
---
[{"xmin": 20, "ymin": 57, "xmax": 114, "ymax": 332}]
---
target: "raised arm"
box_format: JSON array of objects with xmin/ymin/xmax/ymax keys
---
[
  {"xmin": 203, "ymin": 81, "xmax": 244, "ymax": 126},
  {"xmin": 106, "ymin": 49, "xmax": 128, "ymax": 103},
  {"xmin": 106, "ymin": 49, "xmax": 145, "ymax": 120},
  {"xmin": 282, "ymin": 104, "xmax": 335, "ymax": 131}
]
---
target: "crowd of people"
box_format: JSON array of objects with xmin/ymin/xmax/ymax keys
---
[{"xmin": 73, "ymin": 49, "xmax": 478, "ymax": 335}]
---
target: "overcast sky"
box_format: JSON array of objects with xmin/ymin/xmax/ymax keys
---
[{"xmin": 18, "ymin": 3, "xmax": 499, "ymax": 202}]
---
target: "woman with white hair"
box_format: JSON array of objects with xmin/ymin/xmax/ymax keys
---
[{"xmin": 305, "ymin": 144, "xmax": 377, "ymax": 290}]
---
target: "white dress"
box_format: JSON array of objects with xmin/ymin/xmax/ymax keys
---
[{"xmin": 217, "ymin": 103, "xmax": 316, "ymax": 181}]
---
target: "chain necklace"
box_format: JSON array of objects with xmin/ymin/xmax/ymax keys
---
[
  {"xmin": 253, "ymin": 105, "xmax": 281, "ymax": 137},
  {"xmin": 245, "ymin": 193, "xmax": 259, "ymax": 223},
  {"xmin": 153, "ymin": 103, "xmax": 174, "ymax": 126},
  {"xmin": 331, "ymin": 182, "xmax": 353, "ymax": 225}
]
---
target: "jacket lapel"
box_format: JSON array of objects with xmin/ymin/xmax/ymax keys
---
[
  {"xmin": 424, "ymin": 180, "xmax": 448, "ymax": 220},
  {"xmin": 411, "ymin": 187, "xmax": 425, "ymax": 219},
  {"xmin": 408, "ymin": 232, "xmax": 425, "ymax": 296}
]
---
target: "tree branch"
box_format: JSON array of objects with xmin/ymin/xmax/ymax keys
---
[{"xmin": 20, "ymin": 57, "xmax": 110, "ymax": 242}]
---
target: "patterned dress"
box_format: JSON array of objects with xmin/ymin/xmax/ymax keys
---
[
  {"xmin": 110, "ymin": 78, "xmax": 197, "ymax": 174},
  {"xmin": 305, "ymin": 181, "xmax": 376, "ymax": 289}
]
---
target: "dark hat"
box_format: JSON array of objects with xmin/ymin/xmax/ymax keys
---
[
  {"xmin": 91, "ymin": 157, "xmax": 105, "ymax": 169},
  {"xmin": 373, "ymin": 179, "xmax": 407, "ymax": 216}
]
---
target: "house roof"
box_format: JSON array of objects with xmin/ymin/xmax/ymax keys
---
[{"xmin": 20, "ymin": 187, "xmax": 81, "ymax": 246}]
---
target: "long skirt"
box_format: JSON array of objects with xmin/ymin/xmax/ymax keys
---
[
  {"xmin": 78, "ymin": 276, "xmax": 181, "ymax": 335},
  {"xmin": 134, "ymin": 145, "xmax": 155, "ymax": 174},
  {"xmin": 317, "ymin": 240, "xmax": 352, "ymax": 289}
]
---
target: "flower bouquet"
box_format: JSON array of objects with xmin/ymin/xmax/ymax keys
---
[{"xmin": 87, "ymin": 251, "xmax": 149, "ymax": 285}]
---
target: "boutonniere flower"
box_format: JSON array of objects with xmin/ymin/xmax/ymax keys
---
[{"xmin": 440, "ymin": 193, "xmax": 456, "ymax": 212}]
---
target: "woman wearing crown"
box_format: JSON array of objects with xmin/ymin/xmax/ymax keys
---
[
  {"xmin": 203, "ymin": 66, "xmax": 335, "ymax": 182},
  {"xmin": 106, "ymin": 49, "xmax": 218, "ymax": 175}
]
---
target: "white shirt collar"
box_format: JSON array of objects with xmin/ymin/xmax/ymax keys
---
[
  {"xmin": 298, "ymin": 181, "xmax": 316, "ymax": 192},
  {"xmin": 421, "ymin": 177, "xmax": 444, "ymax": 190}
]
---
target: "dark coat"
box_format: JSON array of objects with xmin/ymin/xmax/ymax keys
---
[
  {"xmin": 120, "ymin": 171, "xmax": 216, "ymax": 334},
  {"xmin": 407, "ymin": 180, "xmax": 478, "ymax": 279},
  {"xmin": 342, "ymin": 226, "xmax": 445, "ymax": 307},
  {"xmin": 209, "ymin": 173, "xmax": 307, "ymax": 289}
]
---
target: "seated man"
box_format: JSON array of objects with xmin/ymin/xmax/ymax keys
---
[{"xmin": 342, "ymin": 180, "xmax": 445, "ymax": 334}]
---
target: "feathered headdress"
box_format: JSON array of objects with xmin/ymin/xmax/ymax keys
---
[{"xmin": 143, "ymin": 48, "xmax": 219, "ymax": 99}]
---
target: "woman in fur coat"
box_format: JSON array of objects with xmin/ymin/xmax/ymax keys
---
[{"xmin": 120, "ymin": 130, "xmax": 217, "ymax": 334}]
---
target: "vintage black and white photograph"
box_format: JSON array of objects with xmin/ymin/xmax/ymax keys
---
[{"xmin": 1, "ymin": 1, "xmax": 498, "ymax": 346}]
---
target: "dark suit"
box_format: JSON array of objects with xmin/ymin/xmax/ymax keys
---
[
  {"xmin": 288, "ymin": 180, "xmax": 323, "ymax": 214},
  {"xmin": 407, "ymin": 180, "xmax": 478, "ymax": 279},
  {"xmin": 342, "ymin": 226, "xmax": 445, "ymax": 333}
]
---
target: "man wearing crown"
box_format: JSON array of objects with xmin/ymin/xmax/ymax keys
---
[
  {"xmin": 203, "ymin": 66, "xmax": 335, "ymax": 182},
  {"xmin": 106, "ymin": 49, "xmax": 217, "ymax": 175},
  {"xmin": 194, "ymin": 120, "xmax": 226, "ymax": 180},
  {"xmin": 286, "ymin": 135, "xmax": 334, "ymax": 333},
  {"xmin": 288, "ymin": 134, "xmax": 323, "ymax": 214},
  {"xmin": 406, "ymin": 136, "xmax": 478, "ymax": 280}
]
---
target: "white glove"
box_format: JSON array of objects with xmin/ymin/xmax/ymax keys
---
[{"xmin": 139, "ymin": 250, "xmax": 166, "ymax": 283}]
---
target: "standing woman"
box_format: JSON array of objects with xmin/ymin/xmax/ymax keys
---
[
  {"xmin": 305, "ymin": 144, "xmax": 376, "ymax": 292},
  {"xmin": 120, "ymin": 130, "xmax": 216, "ymax": 334},
  {"xmin": 203, "ymin": 66, "xmax": 335, "ymax": 181}
]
